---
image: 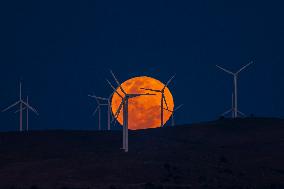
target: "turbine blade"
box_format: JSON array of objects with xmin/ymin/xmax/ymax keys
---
[
  {"xmin": 236, "ymin": 61, "xmax": 253, "ymax": 74},
  {"xmin": 109, "ymin": 104, "xmax": 115, "ymax": 121},
  {"xmin": 14, "ymin": 107, "xmax": 27, "ymax": 113},
  {"xmin": 106, "ymin": 79, "xmax": 117, "ymax": 91},
  {"xmin": 113, "ymin": 99, "xmax": 125, "ymax": 122},
  {"xmin": 128, "ymin": 94, "xmax": 142, "ymax": 98},
  {"xmin": 96, "ymin": 97, "xmax": 109, "ymax": 101},
  {"xmin": 140, "ymin": 88, "xmax": 161, "ymax": 92},
  {"xmin": 88, "ymin": 94, "xmax": 95, "ymax": 98},
  {"xmin": 163, "ymin": 94, "xmax": 169, "ymax": 110},
  {"xmin": 128, "ymin": 93, "xmax": 156, "ymax": 98},
  {"xmin": 106, "ymin": 79, "xmax": 123, "ymax": 98},
  {"xmin": 163, "ymin": 74, "xmax": 176, "ymax": 90},
  {"xmin": 113, "ymin": 118, "xmax": 118, "ymax": 127},
  {"xmin": 88, "ymin": 94, "xmax": 108, "ymax": 101},
  {"xmin": 92, "ymin": 106, "xmax": 100, "ymax": 116},
  {"xmin": 108, "ymin": 92, "xmax": 114, "ymax": 100},
  {"xmin": 174, "ymin": 104, "xmax": 184, "ymax": 111},
  {"xmin": 237, "ymin": 110, "xmax": 246, "ymax": 117},
  {"xmin": 222, "ymin": 108, "xmax": 233, "ymax": 116},
  {"xmin": 110, "ymin": 70, "xmax": 127, "ymax": 95},
  {"xmin": 21, "ymin": 101, "xmax": 39, "ymax": 115},
  {"xmin": 216, "ymin": 65, "xmax": 234, "ymax": 75},
  {"xmin": 163, "ymin": 107, "xmax": 173, "ymax": 112},
  {"xmin": 88, "ymin": 94, "xmax": 98, "ymax": 100},
  {"xmin": 88, "ymin": 94, "xmax": 100, "ymax": 104},
  {"xmin": 2, "ymin": 101, "xmax": 21, "ymax": 112}
]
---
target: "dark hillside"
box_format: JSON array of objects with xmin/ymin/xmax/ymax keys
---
[{"xmin": 0, "ymin": 118, "xmax": 283, "ymax": 189}]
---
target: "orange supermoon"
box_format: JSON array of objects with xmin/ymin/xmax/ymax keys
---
[{"xmin": 111, "ymin": 76, "xmax": 174, "ymax": 130}]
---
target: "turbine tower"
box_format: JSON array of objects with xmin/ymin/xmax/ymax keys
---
[
  {"xmin": 107, "ymin": 71, "xmax": 155, "ymax": 152},
  {"xmin": 140, "ymin": 75, "xmax": 175, "ymax": 127},
  {"xmin": 164, "ymin": 104, "xmax": 183, "ymax": 127},
  {"xmin": 216, "ymin": 61, "xmax": 253, "ymax": 118},
  {"xmin": 88, "ymin": 93, "xmax": 112, "ymax": 131},
  {"xmin": 2, "ymin": 82, "xmax": 38, "ymax": 132}
]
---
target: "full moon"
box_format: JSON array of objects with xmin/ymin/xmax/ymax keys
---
[{"xmin": 111, "ymin": 76, "xmax": 174, "ymax": 130}]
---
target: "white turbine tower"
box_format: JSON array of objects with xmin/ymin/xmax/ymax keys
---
[
  {"xmin": 216, "ymin": 61, "xmax": 253, "ymax": 118},
  {"xmin": 140, "ymin": 75, "xmax": 175, "ymax": 127},
  {"xmin": 107, "ymin": 71, "xmax": 155, "ymax": 152},
  {"xmin": 164, "ymin": 104, "xmax": 183, "ymax": 127},
  {"xmin": 88, "ymin": 93, "xmax": 112, "ymax": 131},
  {"xmin": 2, "ymin": 82, "xmax": 38, "ymax": 132}
]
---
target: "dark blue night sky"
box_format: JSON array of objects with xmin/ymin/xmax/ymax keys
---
[{"xmin": 0, "ymin": 0, "xmax": 283, "ymax": 131}]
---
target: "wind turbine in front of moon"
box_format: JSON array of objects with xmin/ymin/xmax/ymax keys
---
[{"xmin": 111, "ymin": 76, "xmax": 175, "ymax": 130}]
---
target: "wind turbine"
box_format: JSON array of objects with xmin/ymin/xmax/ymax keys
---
[
  {"xmin": 88, "ymin": 93, "xmax": 111, "ymax": 131},
  {"xmin": 216, "ymin": 61, "xmax": 253, "ymax": 118},
  {"xmin": 106, "ymin": 71, "xmax": 155, "ymax": 152},
  {"xmin": 2, "ymin": 82, "xmax": 38, "ymax": 132},
  {"xmin": 164, "ymin": 104, "xmax": 183, "ymax": 127},
  {"xmin": 15, "ymin": 96, "xmax": 39, "ymax": 131},
  {"xmin": 140, "ymin": 75, "xmax": 175, "ymax": 127}
]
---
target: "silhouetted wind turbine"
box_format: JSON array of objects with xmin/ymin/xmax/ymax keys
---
[
  {"xmin": 88, "ymin": 94, "xmax": 111, "ymax": 131},
  {"xmin": 164, "ymin": 104, "xmax": 183, "ymax": 127},
  {"xmin": 2, "ymin": 82, "xmax": 38, "ymax": 132},
  {"xmin": 107, "ymin": 71, "xmax": 155, "ymax": 152},
  {"xmin": 216, "ymin": 61, "xmax": 253, "ymax": 118},
  {"xmin": 141, "ymin": 75, "xmax": 175, "ymax": 127}
]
